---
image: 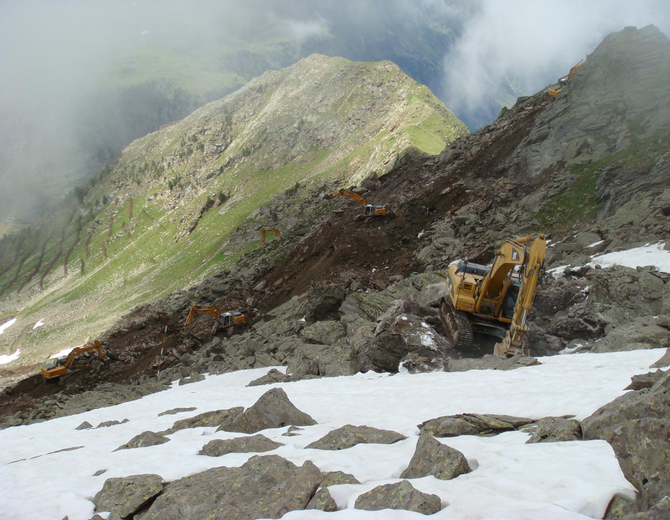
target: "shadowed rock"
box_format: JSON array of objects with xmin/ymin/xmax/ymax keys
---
[
  {"xmin": 217, "ymin": 388, "xmax": 316, "ymax": 434},
  {"xmin": 114, "ymin": 431, "xmax": 169, "ymax": 451},
  {"xmin": 419, "ymin": 413, "xmax": 533, "ymax": 437},
  {"xmin": 354, "ymin": 480, "xmax": 443, "ymax": 514},
  {"xmin": 199, "ymin": 434, "xmax": 282, "ymax": 457},
  {"xmin": 400, "ymin": 431, "xmax": 472, "ymax": 480},
  {"xmin": 306, "ymin": 488, "xmax": 338, "ymax": 512},
  {"xmin": 163, "ymin": 407, "xmax": 244, "ymax": 434},
  {"xmin": 93, "ymin": 474, "xmax": 163, "ymax": 518},
  {"xmin": 582, "ymin": 370, "xmax": 670, "ymax": 515},
  {"xmin": 306, "ymin": 424, "xmax": 406, "ymax": 450},
  {"xmin": 625, "ymin": 370, "xmax": 667, "ymax": 390},
  {"xmin": 523, "ymin": 417, "xmax": 582, "ymax": 443},
  {"xmin": 139, "ymin": 455, "xmax": 322, "ymax": 520}
]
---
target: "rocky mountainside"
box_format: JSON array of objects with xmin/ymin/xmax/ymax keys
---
[
  {"xmin": 0, "ymin": 54, "xmax": 466, "ymax": 372},
  {"xmin": 1, "ymin": 25, "xmax": 670, "ymax": 519}
]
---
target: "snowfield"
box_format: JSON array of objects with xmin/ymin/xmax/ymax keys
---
[{"xmin": 0, "ymin": 348, "xmax": 667, "ymax": 520}]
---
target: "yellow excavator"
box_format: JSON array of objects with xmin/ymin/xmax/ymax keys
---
[
  {"xmin": 184, "ymin": 305, "xmax": 246, "ymax": 334},
  {"xmin": 548, "ymin": 57, "xmax": 587, "ymax": 98},
  {"xmin": 326, "ymin": 189, "xmax": 388, "ymax": 217},
  {"xmin": 439, "ymin": 235, "xmax": 546, "ymax": 357},
  {"xmin": 260, "ymin": 226, "xmax": 281, "ymax": 244},
  {"xmin": 41, "ymin": 339, "xmax": 107, "ymax": 380}
]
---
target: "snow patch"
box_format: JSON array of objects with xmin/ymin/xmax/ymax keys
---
[
  {"xmin": 586, "ymin": 240, "xmax": 605, "ymax": 249},
  {"xmin": 588, "ymin": 242, "xmax": 669, "ymax": 272},
  {"xmin": 0, "ymin": 349, "xmax": 20, "ymax": 365},
  {"xmin": 560, "ymin": 343, "xmax": 583, "ymax": 355},
  {"xmin": 0, "ymin": 350, "xmax": 666, "ymax": 520},
  {"xmin": 33, "ymin": 320, "xmax": 45, "ymax": 330},
  {"xmin": 547, "ymin": 265, "xmax": 568, "ymax": 279},
  {"xmin": 49, "ymin": 347, "xmax": 76, "ymax": 360},
  {"xmin": 0, "ymin": 317, "xmax": 17, "ymax": 335}
]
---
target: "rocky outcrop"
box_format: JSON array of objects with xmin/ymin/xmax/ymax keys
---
[
  {"xmin": 162, "ymin": 407, "xmax": 244, "ymax": 434},
  {"xmin": 400, "ymin": 432, "xmax": 472, "ymax": 480},
  {"xmin": 354, "ymin": 480, "xmax": 443, "ymax": 514},
  {"xmin": 199, "ymin": 434, "xmax": 282, "ymax": 457},
  {"xmin": 523, "ymin": 417, "xmax": 582, "ymax": 443},
  {"xmin": 114, "ymin": 431, "xmax": 170, "ymax": 451},
  {"xmin": 217, "ymin": 388, "xmax": 316, "ymax": 434},
  {"xmin": 247, "ymin": 368, "xmax": 294, "ymax": 386},
  {"xmin": 582, "ymin": 371, "xmax": 670, "ymax": 515},
  {"xmin": 138, "ymin": 455, "xmax": 322, "ymax": 520},
  {"xmin": 306, "ymin": 424, "xmax": 406, "ymax": 450},
  {"xmin": 419, "ymin": 413, "xmax": 533, "ymax": 437},
  {"xmin": 94, "ymin": 474, "xmax": 163, "ymax": 518}
]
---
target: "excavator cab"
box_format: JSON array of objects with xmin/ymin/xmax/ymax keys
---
[
  {"xmin": 218, "ymin": 311, "xmax": 245, "ymax": 329},
  {"xmin": 363, "ymin": 204, "xmax": 387, "ymax": 217}
]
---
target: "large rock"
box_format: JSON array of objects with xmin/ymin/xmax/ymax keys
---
[
  {"xmin": 218, "ymin": 388, "xmax": 316, "ymax": 434},
  {"xmin": 247, "ymin": 368, "xmax": 294, "ymax": 387},
  {"xmin": 286, "ymin": 342, "xmax": 354, "ymax": 378},
  {"xmin": 162, "ymin": 407, "xmax": 244, "ymax": 434},
  {"xmin": 138, "ymin": 455, "xmax": 322, "ymax": 520},
  {"xmin": 306, "ymin": 424, "xmax": 406, "ymax": 450},
  {"xmin": 320, "ymin": 470, "xmax": 361, "ymax": 486},
  {"xmin": 199, "ymin": 434, "xmax": 282, "ymax": 457},
  {"xmin": 354, "ymin": 480, "xmax": 443, "ymax": 515},
  {"xmin": 353, "ymin": 310, "xmax": 454, "ymax": 373},
  {"xmin": 449, "ymin": 355, "xmax": 540, "ymax": 372},
  {"xmin": 400, "ymin": 431, "xmax": 472, "ymax": 480},
  {"xmin": 115, "ymin": 431, "xmax": 170, "ymax": 451},
  {"xmin": 523, "ymin": 417, "xmax": 582, "ymax": 443},
  {"xmin": 590, "ymin": 316, "xmax": 670, "ymax": 353},
  {"xmin": 94, "ymin": 474, "xmax": 163, "ymax": 518},
  {"xmin": 650, "ymin": 348, "xmax": 670, "ymax": 368},
  {"xmin": 306, "ymin": 488, "xmax": 338, "ymax": 512},
  {"xmin": 419, "ymin": 413, "xmax": 533, "ymax": 437},
  {"xmin": 582, "ymin": 371, "xmax": 670, "ymax": 515},
  {"xmin": 300, "ymin": 320, "xmax": 346, "ymax": 345}
]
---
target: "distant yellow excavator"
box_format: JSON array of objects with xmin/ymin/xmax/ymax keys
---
[
  {"xmin": 260, "ymin": 226, "xmax": 281, "ymax": 244},
  {"xmin": 326, "ymin": 188, "xmax": 388, "ymax": 217},
  {"xmin": 41, "ymin": 339, "xmax": 107, "ymax": 380},
  {"xmin": 184, "ymin": 305, "xmax": 246, "ymax": 334},
  {"xmin": 548, "ymin": 58, "xmax": 587, "ymax": 98},
  {"xmin": 439, "ymin": 235, "xmax": 546, "ymax": 357}
]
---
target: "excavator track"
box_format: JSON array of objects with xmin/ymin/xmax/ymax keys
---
[{"xmin": 439, "ymin": 297, "xmax": 473, "ymax": 351}]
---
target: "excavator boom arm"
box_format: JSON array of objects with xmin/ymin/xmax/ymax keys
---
[{"xmin": 327, "ymin": 189, "xmax": 367, "ymax": 207}]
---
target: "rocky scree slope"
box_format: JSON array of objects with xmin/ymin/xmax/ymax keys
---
[
  {"xmin": 2, "ymin": 25, "xmax": 670, "ymax": 519},
  {"xmin": 0, "ymin": 54, "xmax": 466, "ymax": 372}
]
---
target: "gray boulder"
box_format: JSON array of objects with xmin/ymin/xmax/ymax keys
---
[
  {"xmin": 306, "ymin": 424, "xmax": 406, "ymax": 450},
  {"xmin": 306, "ymin": 488, "xmax": 338, "ymax": 512},
  {"xmin": 218, "ymin": 388, "xmax": 316, "ymax": 433},
  {"xmin": 286, "ymin": 342, "xmax": 354, "ymax": 378},
  {"xmin": 400, "ymin": 431, "xmax": 472, "ymax": 480},
  {"xmin": 199, "ymin": 434, "xmax": 282, "ymax": 457},
  {"xmin": 96, "ymin": 419, "xmax": 128, "ymax": 429},
  {"xmin": 115, "ymin": 431, "xmax": 170, "ymax": 451},
  {"xmin": 590, "ymin": 316, "xmax": 670, "ymax": 353},
  {"xmin": 626, "ymin": 370, "xmax": 668, "ymax": 390},
  {"xmin": 76, "ymin": 421, "xmax": 92, "ymax": 430},
  {"xmin": 582, "ymin": 371, "xmax": 670, "ymax": 514},
  {"xmin": 247, "ymin": 368, "xmax": 294, "ymax": 387},
  {"xmin": 163, "ymin": 407, "xmax": 244, "ymax": 434},
  {"xmin": 419, "ymin": 413, "xmax": 533, "ymax": 437},
  {"xmin": 320, "ymin": 470, "xmax": 361, "ymax": 486},
  {"xmin": 300, "ymin": 320, "xmax": 346, "ymax": 345},
  {"xmin": 354, "ymin": 480, "xmax": 443, "ymax": 514},
  {"xmin": 650, "ymin": 348, "xmax": 670, "ymax": 368},
  {"xmin": 138, "ymin": 455, "xmax": 322, "ymax": 520},
  {"xmin": 93, "ymin": 474, "xmax": 163, "ymax": 518},
  {"xmin": 449, "ymin": 355, "xmax": 541, "ymax": 372},
  {"xmin": 523, "ymin": 417, "xmax": 582, "ymax": 443}
]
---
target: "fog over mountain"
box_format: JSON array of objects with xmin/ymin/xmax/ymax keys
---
[{"xmin": 1, "ymin": 0, "xmax": 669, "ymax": 224}]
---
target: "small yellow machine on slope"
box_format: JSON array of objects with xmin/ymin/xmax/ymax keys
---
[
  {"xmin": 41, "ymin": 339, "xmax": 107, "ymax": 380},
  {"xmin": 548, "ymin": 57, "xmax": 587, "ymax": 98},
  {"xmin": 439, "ymin": 235, "xmax": 546, "ymax": 357},
  {"xmin": 260, "ymin": 226, "xmax": 281, "ymax": 244},
  {"xmin": 184, "ymin": 305, "xmax": 246, "ymax": 334},
  {"xmin": 326, "ymin": 188, "xmax": 388, "ymax": 217}
]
